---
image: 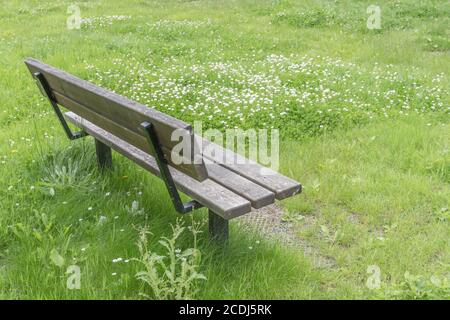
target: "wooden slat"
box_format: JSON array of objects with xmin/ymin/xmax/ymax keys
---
[
  {"xmin": 205, "ymin": 160, "xmax": 275, "ymax": 209},
  {"xmin": 54, "ymin": 92, "xmax": 202, "ymax": 178},
  {"xmin": 65, "ymin": 112, "xmax": 251, "ymax": 219},
  {"xmin": 25, "ymin": 59, "xmax": 184, "ymax": 149},
  {"xmin": 200, "ymin": 137, "xmax": 302, "ymax": 200},
  {"xmin": 25, "ymin": 58, "xmax": 207, "ymax": 181}
]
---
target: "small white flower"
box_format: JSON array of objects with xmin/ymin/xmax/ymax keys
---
[
  {"xmin": 88, "ymin": 207, "xmax": 93, "ymax": 211},
  {"xmin": 105, "ymin": 192, "xmax": 111, "ymax": 197},
  {"xmin": 98, "ymin": 216, "xmax": 107, "ymax": 225},
  {"xmin": 112, "ymin": 258, "xmax": 123, "ymax": 263},
  {"xmin": 111, "ymin": 272, "xmax": 117, "ymax": 276}
]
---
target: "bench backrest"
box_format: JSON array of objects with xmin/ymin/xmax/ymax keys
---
[{"xmin": 25, "ymin": 58, "xmax": 208, "ymax": 181}]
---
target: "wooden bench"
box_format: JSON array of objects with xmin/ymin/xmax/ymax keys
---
[{"xmin": 25, "ymin": 58, "xmax": 302, "ymax": 242}]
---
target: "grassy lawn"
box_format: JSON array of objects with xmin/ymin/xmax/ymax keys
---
[{"xmin": 0, "ymin": 0, "xmax": 448, "ymax": 299}]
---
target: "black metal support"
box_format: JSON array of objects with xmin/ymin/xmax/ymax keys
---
[
  {"xmin": 33, "ymin": 72, "xmax": 87, "ymax": 140},
  {"xmin": 95, "ymin": 139, "xmax": 112, "ymax": 170},
  {"xmin": 209, "ymin": 210, "xmax": 229, "ymax": 243},
  {"xmin": 140, "ymin": 121, "xmax": 203, "ymax": 214}
]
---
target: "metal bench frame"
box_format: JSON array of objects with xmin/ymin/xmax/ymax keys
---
[{"xmin": 34, "ymin": 72, "xmax": 87, "ymax": 141}]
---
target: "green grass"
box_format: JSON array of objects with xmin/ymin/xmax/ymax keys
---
[
  {"xmin": 0, "ymin": 0, "xmax": 449, "ymax": 299},
  {"xmin": 282, "ymin": 115, "xmax": 449, "ymax": 297}
]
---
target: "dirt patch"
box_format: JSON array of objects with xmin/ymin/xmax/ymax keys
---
[{"xmin": 237, "ymin": 204, "xmax": 337, "ymax": 269}]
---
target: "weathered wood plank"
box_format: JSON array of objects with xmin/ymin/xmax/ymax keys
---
[
  {"xmin": 205, "ymin": 160, "xmax": 275, "ymax": 209},
  {"xmin": 54, "ymin": 92, "xmax": 203, "ymax": 178},
  {"xmin": 25, "ymin": 58, "xmax": 207, "ymax": 181},
  {"xmin": 200, "ymin": 137, "xmax": 302, "ymax": 200},
  {"xmin": 65, "ymin": 112, "xmax": 251, "ymax": 219}
]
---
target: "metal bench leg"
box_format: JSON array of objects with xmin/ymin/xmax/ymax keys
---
[
  {"xmin": 209, "ymin": 210, "xmax": 229, "ymax": 243},
  {"xmin": 95, "ymin": 139, "xmax": 112, "ymax": 170},
  {"xmin": 140, "ymin": 121, "xmax": 203, "ymax": 214}
]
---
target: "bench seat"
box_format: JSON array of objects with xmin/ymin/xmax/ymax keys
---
[{"xmin": 65, "ymin": 112, "xmax": 301, "ymax": 219}]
